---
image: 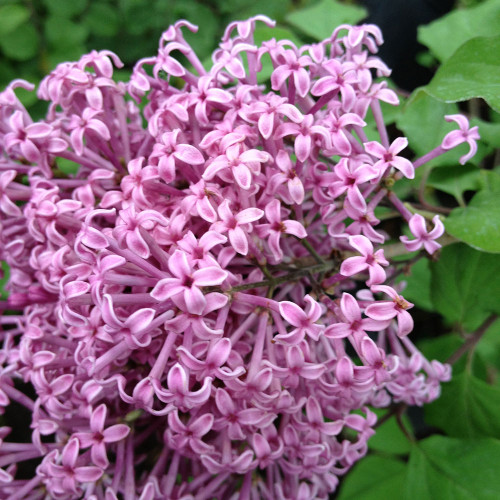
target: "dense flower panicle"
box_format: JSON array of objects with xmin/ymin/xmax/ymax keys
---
[{"xmin": 0, "ymin": 15, "xmax": 472, "ymax": 500}]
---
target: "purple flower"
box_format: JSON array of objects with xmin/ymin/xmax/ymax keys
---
[
  {"xmin": 75, "ymin": 404, "xmax": 130, "ymax": 468},
  {"xmin": 400, "ymin": 214, "xmax": 445, "ymax": 254},
  {"xmin": 365, "ymin": 285, "xmax": 414, "ymax": 337},
  {"xmin": 151, "ymin": 250, "xmax": 228, "ymax": 314},
  {"xmin": 442, "ymin": 114, "xmax": 480, "ymax": 164},
  {"xmin": 340, "ymin": 235, "xmax": 389, "ymax": 286}
]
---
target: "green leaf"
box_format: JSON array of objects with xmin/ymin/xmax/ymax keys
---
[
  {"xmin": 0, "ymin": 261, "xmax": 10, "ymax": 300},
  {"xmin": 0, "ymin": 23, "xmax": 39, "ymax": 61},
  {"xmin": 368, "ymin": 408, "xmax": 412, "ymax": 455},
  {"xmin": 44, "ymin": 16, "xmax": 88, "ymax": 48},
  {"xmin": 172, "ymin": 2, "xmax": 218, "ymax": 60},
  {"xmin": 42, "ymin": 0, "xmax": 87, "ymax": 17},
  {"xmin": 430, "ymin": 243, "xmax": 500, "ymax": 330},
  {"xmin": 471, "ymin": 117, "xmax": 500, "ymax": 148},
  {"xmin": 395, "ymin": 89, "xmax": 461, "ymax": 164},
  {"xmin": 337, "ymin": 455, "xmax": 407, "ymax": 500},
  {"xmin": 425, "ymin": 372, "xmax": 500, "ymax": 438},
  {"xmin": 286, "ymin": 0, "xmax": 367, "ymax": 41},
  {"xmin": 83, "ymin": 4, "xmax": 120, "ymax": 37},
  {"xmin": 0, "ymin": 4, "xmax": 30, "ymax": 37},
  {"xmin": 445, "ymin": 190, "xmax": 500, "ymax": 253},
  {"xmin": 476, "ymin": 319, "xmax": 500, "ymax": 374},
  {"xmin": 395, "ymin": 258, "xmax": 433, "ymax": 312},
  {"xmin": 427, "ymin": 164, "xmax": 482, "ymax": 204},
  {"xmin": 425, "ymin": 35, "xmax": 500, "ymax": 114},
  {"xmin": 406, "ymin": 436, "xmax": 500, "ymax": 499},
  {"xmin": 223, "ymin": 0, "xmax": 293, "ymax": 22},
  {"xmin": 418, "ymin": 0, "xmax": 500, "ymax": 62}
]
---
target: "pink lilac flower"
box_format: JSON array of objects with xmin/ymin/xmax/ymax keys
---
[
  {"xmin": 0, "ymin": 15, "xmax": 467, "ymax": 500},
  {"xmin": 365, "ymin": 285, "xmax": 414, "ymax": 337},
  {"xmin": 400, "ymin": 214, "xmax": 445, "ymax": 254},
  {"xmin": 340, "ymin": 234, "xmax": 389, "ymax": 286},
  {"xmin": 442, "ymin": 114, "xmax": 480, "ymax": 164}
]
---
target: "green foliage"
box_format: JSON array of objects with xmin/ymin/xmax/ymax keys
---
[
  {"xmin": 406, "ymin": 436, "xmax": 500, "ymax": 499},
  {"xmin": 286, "ymin": 0, "xmax": 367, "ymax": 41},
  {"xmin": 445, "ymin": 190, "xmax": 500, "ymax": 253},
  {"xmin": 427, "ymin": 164, "xmax": 482, "ymax": 205},
  {"xmin": 418, "ymin": 0, "xmax": 500, "ymax": 62},
  {"xmin": 0, "ymin": 4, "xmax": 30, "ymax": 37},
  {"xmin": 368, "ymin": 409, "xmax": 412, "ymax": 455},
  {"xmin": 395, "ymin": 90, "xmax": 461, "ymax": 163},
  {"xmin": 430, "ymin": 244, "xmax": 500, "ymax": 330},
  {"xmin": 425, "ymin": 372, "xmax": 500, "ymax": 438},
  {"xmin": 395, "ymin": 258, "xmax": 433, "ymax": 312},
  {"xmin": 337, "ymin": 455, "xmax": 407, "ymax": 499},
  {"xmin": 425, "ymin": 35, "xmax": 500, "ymax": 113}
]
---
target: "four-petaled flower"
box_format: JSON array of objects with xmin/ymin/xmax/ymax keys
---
[
  {"xmin": 75, "ymin": 404, "xmax": 130, "ymax": 468},
  {"xmin": 151, "ymin": 249, "xmax": 228, "ymax": 314},
  {"xmin": 400, "ymin": 214, "xmax": 444, "ymax": 255},
  {"xmin": 442, "ymin": 114, "xmax": 480, "ymax": 164},
  {"xmin": 340, "ymin": 235, "xmax": 389, "ymax": 286},
  {"xmin": 365, "ymin": 285, "xmax": 414, "ymax": 337},
  {"xmin": 276, "ymin": 294, "xmax": 324, "ymax": 344}
]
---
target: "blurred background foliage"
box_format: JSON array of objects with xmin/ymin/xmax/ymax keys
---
[{"xmin": 0, "ymin": 0, "xmax": 484, "ymax": 115}]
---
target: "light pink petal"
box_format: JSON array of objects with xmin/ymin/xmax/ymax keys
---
[
  {"xmin": 340, "ymin": 256, "xmax": 367, "ymax": 276},
  {"xmin": 294, "ymin": 68, "xmax": 310, "ymax": 97},
  {"xmin": 74, "ymin": 466, "xmax": 103, "ymax": 483},
  {"xmin": 364, "ymin": 140, "xmax": 386, "ymax": 159},
  {"xmin": 206, "ymin": 338, "xmax": 232, "ymax": 367},
  {"xmin": 258, "ymin": 112, "xmax": 275, "ymax": 139},
  {"xmin": 295, "ymin": 134, "xmax": 311, "ymax": 162},
  {"xmin": 271, "ymin": 66, "xmax": 292, "ymax": 91},
  {"xmin": 168, "ymin": 250, "xmax": 191, "ymax": 279},
  {"xmin": 87, "ymin": 119, "xmax": 110, "ymax": 140},
  {"xmin": 174, "ymin": 144, "xmax": 204, "ymax": 165},
  {"xmin": 428, "ymin": 215, "xmax": 445, "ymax": 239},
  {"xmin": 86, "ymin": 86, "xmax": 103, "ymax": 109},
  {"xmin": 91, "ymin": 404, "xmax": 107, "ymax": 433},
  {"xmin": 237, "ymin": 207, "xmax": 264, "ymax": 224},
  {"xmin": 389, "ymin": 137, "xmax": 408, "ymax": 155},
  {"xmin": 103, "ymin": 424, "xmax": 130, "ymax": 443},
  {"xmin": 189, "ymin": 413, "xmax": 214, "ymax": 437},
  {"xmin": 340, "ymin": 293, "xmax": 361, "ymax": 322},
  {"xmin": 150, "ymin": 278, "xmax": 184, "ymax": 301},
  {"xmin": 360, "ymin": 337, "xmax": 382, "ymax": 365},
  {"xmin": 126, "ymin": 230, "xmax": 150, "ymax": 259},
  {"xmin": 392, "ymin": 156, "xmax": 414, "ymax": 179},
  {"xmin": 229, "ymin": 226, "xmax": 248, "ymax": 255},
  {"xmin": 126, "ymin": 308, "xmax": 155, "ymax": 333},
  {"xmin": 203, "ymin": 156, "xmax": 229, "ymax": 180},
  {"xmin": 193, "ymin": 266, "xmax": 228, "ymax": 286},
  {"xmin": 91, "ymin": 442, "xmax": 109, "ymax": 469},
  {"xmin": 305, "ymin": 396, "xmax": 323, "ymax": 424},
  {"xmin": 324, "ymin": 323, "xmax": 351, "ymax": 339},
  {"xmin": 311, "ymin": 76, "xmax": 337, "ymax": 96},
  {"xmin": 279, "ymin": 301, "xmax": 306, "ymax": 327},
  {"xmin": 288, "ymin": 177, "xmax": 304, "ymax": 204},
  {"xmin": 283, "ymin": 220, "xmax": 307, "ymax": 238},
  {"xmin": 167, "ymin": 363, "xmax": 188, "ymax": 394},
  {"xmin": 397, "ymin": 310, "xmax": 414, "ymax": 337},
  {"xmin": 408, "ymin": 213, "xmax": 428, "ymax": 238},
  {"xmin": 348, "ymin": 235, "xmax": 373, "ymax": 256},
  {"xmin": 62, "ymin": 438, "xmax": 80, "ymax": 467},
  {"xmin": 184, "ymin": 286, "xmax": 207, "ymax": 315},
  {"xmin": 365, "ymin": 302, "xmax": 397, "ymax": 321},
  {"xmin": 232, "ymin": 163, "xmax": 252, "ymax": 190}
]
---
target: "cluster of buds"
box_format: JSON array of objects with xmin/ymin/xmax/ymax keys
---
[{"xmin": 0, "ymin": 16, "xmax": 478, "ymax": 500}]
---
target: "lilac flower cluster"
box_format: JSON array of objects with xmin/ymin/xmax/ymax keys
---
[{"xmin": 0, "ymin": 16, "xmax": 478, "ymax": 500}]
